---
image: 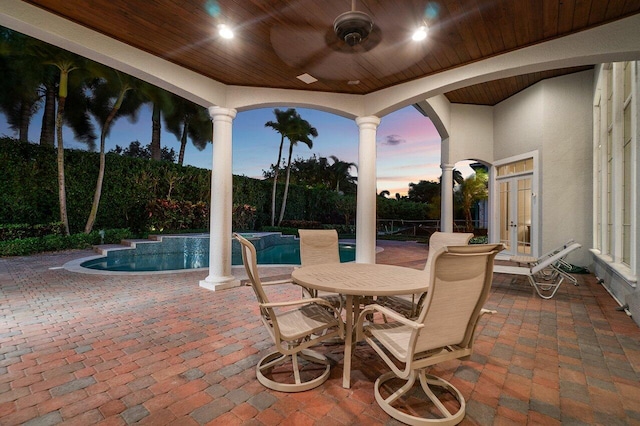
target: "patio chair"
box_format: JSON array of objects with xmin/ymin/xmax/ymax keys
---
[
  {"xmin": 379, "ymin": 231, "xmax": 474, "ymax": 318},
  {"xmin": 234, "ymin": 233, "xmax": 344, "ymax": 392},
  {"xmin": 298, "ymin": 229, "xmax": 344, "ymax": 310},
  {"xmin": 494, "ymin": 242, "xmax": 582, "ymax": 299},
  {"xmin": 356, "ymin": 243, "xmax": 503, "ymax": 425}
]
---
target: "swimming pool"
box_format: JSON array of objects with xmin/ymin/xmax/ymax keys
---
[{"xmin": 78, "ymin": 233, "xmax": 356, "ymax": 272}]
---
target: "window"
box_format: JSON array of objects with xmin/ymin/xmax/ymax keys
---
[
  {"xmin": 593, "ymin": 61, "xmax": 637, "ymax": 277},
  {"xmin": 496, "ymin": 159, "xmax": 533, "ymax": 177},
  {"xmin": 606, "ymin": 67, "xmax": 613, "ymax": 256},
  {"xmin": 622, "ymin": 62, "xmax": 632, "ymax": 265}
]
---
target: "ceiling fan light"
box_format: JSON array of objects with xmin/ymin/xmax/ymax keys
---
[
  {"xmin": 333, "ymin": 10, "xmax": 373, "ymax": 46},
  {"xmin": 218, "ymin": 24, "xmax": 234, "ymax": 39},
  {"xmin": 412, "ymin": 26, "xmax": 428, "ymax": 41}
]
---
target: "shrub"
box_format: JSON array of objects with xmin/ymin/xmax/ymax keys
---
[
  {"xmin": 0, "ymin": 228, "xmax": 133, "ymax": 257},
  {"xmin": 0, "ymin": 222, "xmax": 65, "ymax": 241},
  {"xmin": 146, "ymin": 199, "xmax": 209, "ymax": 231},
  {"xmin": 232, "ymin": 204, "xmax": 257, "ymax": 231}
]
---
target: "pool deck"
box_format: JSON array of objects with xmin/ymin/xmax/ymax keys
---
[{"xmin": 1, "ymin": 240, "xmax": 639, "ymax": 425}]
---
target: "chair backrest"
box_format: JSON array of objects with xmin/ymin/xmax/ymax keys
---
[
  {"xmin": 234, "ymin": 233, "xmax": 270, "ymax": 310},
  {"xmin": 424, "ymin": 232, "xmax": 473, "ymax": 275},
  {"xmin": 298, "ymin": 229, "xmax": 340, "ymax": 266},
  {"xmin": 414, "ymin": 243, "xmax": 503, "ymax": 354},
  {"xmin": 531, "ymin": 242, "xmax": 581, "ymax": 274}
]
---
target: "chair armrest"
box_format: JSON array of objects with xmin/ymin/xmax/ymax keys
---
[
  {"xmin": 261, "ymin": 297, "xmax": 342, "ymax": 317},
  {"xmin": 260, "ymin": 297, "xmax": 328, "ymax": 309},
  {"xmin": 261, "ymin": 278, "xmax": 294, "ymax": 286},
  {"xmin": 356, "ymin": 304, "xmax": 423, "ymax": 341}
]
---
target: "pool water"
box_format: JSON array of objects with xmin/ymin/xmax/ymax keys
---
[{"xmin": 81, "ymin": 237, "xmax": 356, "ymax": 272}]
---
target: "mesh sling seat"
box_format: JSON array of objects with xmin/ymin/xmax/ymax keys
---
[
  {"xmin": 378, "ymin": 232, "xmax": 474, "ymax": 318},
  {"xmin": 234, "ymin": 233, "xmax": 344, "ymax": 392},
  {"xmin": 298, "ymin": 229, "xmax": 344, "ymax": 310},
  {"xmin": 356, "ymin": 243, "xmax": 503, "ymax": 425}
]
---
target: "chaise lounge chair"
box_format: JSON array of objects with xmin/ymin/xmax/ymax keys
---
[{"xmin": 494, "ymin": 242, "xmax": 582, "ymax": 299}]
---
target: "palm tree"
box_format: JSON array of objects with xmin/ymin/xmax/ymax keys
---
[
  {"xmin": 0, "ymin": 29, "xmax": 45, "ymax": 143},
  {"xmin": 277, "ymin": 114, "xmax": 317, "ymax": 225},
  {"xmin": 139, "ymin": 83, "xmax": 173, "ymax": 161},
  {"xmin": 164, "ymin": 94, "xmax": 212, "ymax": 165},
  {"xmin": 265, "ymin": 108, "xmax": 298, "ymax": 226},
  {"xmin": 35, "ymin": 46, "xmax": 96, "ymax": 235},
  {"xmin": 38, "ymin": 71, "xmax": 58, "ymax": 147},
  {"xmin": 456, "ymin": 169, "xmax": 488, "ymax": 232},
  {"xmin": 328, "ymin": 155, "xmax": 357, "ymax": 194},
  {"xmin": 84, "ymin": 66, "xmax": 145, "ymax": 233}
]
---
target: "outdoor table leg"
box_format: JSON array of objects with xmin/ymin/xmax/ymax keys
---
[{"xmin": 342, "ymin": 294, "xmax": 360, "ymax": 388}]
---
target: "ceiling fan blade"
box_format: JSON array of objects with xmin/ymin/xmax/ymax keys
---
[
  {"xmin": 270, "ymin": 25, "xmax": 331, "ymax": 69},
  {"xmin": 268, "ymin": 1, "xmax": 431, "ymax": 82}
]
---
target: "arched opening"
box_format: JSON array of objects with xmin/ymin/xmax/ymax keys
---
[{"xmin": 453, "ymin": 160, "xmax": 489, "ymax": 237}]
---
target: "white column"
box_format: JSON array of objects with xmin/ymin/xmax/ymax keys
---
[
  {"xmin": 355, "ymin": 116, "xmax": 380, "ymax": 263},
  {"xmin": 200, "ymin": 106, "xmax": 240, "ymax": 291},
  {"xmin": 440, "ymin": 163, "xmax": 454, "ymax": 232}
]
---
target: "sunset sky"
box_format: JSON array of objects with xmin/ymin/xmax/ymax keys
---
[{"xmin": 1, "ymin": 104, "xmax": 471, "ymax": 196}]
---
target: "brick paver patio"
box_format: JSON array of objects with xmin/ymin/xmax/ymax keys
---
[{"xmin": 1, "ymin": 241, "xmax": 639, "ymax": 425}]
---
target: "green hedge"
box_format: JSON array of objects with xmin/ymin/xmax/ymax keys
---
[
  {"xmin": 0, "ymin": 222, "xmax": 65, "ymax": 241},
  {"xmin": 1, "ymin": 138, "xmax": 435, "ymax": 236},
  {"xmin": 0, "ymin": 138, "xmax": 324, "ymax": 232},
  {"xmin": 0, "ymin": 228, "xmax": 132, "ymax": 256}
]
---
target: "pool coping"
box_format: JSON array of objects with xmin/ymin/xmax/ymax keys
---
[{"xmin": 62, "ymin": 236, "xmax": 370, "ymax": 276}]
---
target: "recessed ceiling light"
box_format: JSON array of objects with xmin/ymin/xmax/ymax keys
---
[
  {"xmin": 412, "ymin": 25, "xmax": 428, "ymax": 41},
  {"xmin": 348, "ymin": 80, "xmax": 360, "ymax": 85},
  {"xmin": 218, "ymin": 24, "xmax": 234, "ymax": 39},
  {"xmin": 297, "ymin": 73, "xmax": 318, "ymax": 84}
]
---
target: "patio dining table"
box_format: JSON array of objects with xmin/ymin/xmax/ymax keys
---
[{"xmin": 291, "ymin": 262, "xmax": 427, "ymax": 388}]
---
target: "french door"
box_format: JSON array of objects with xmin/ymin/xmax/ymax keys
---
[{"xmin": 498, "ymin": 175, "xmax": 533, "ymax": 257}]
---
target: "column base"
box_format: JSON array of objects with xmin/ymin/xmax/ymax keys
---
[{"xmin": 199, "ymin": 275, "xmax": 241, "ymax": 291}]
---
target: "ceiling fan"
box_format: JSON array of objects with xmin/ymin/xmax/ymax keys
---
[
  {"xmin": 332, "ymin": 0, "xmax": 374, "ymax": 47},
  {"xmin": 269, "ymin": 0, "xmax": 429, "ymax": 83}
]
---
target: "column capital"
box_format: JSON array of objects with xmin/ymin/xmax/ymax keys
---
[
  {"xmin": 208, "ymin": 106, "xmax": 237, "ymax": 121},
  {"xmin": 355, "ymin": 116, "xmax": 381, "ymax": 128},
  {"xmin": 440, "ymin": 163, "xmax": 455, "ymax": 171}
]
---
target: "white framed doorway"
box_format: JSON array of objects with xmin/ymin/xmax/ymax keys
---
[{"xmin": 491, "ymin": 152, "xmax": 539, "ymax": 258}]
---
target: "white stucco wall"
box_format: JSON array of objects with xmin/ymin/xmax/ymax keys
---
[
  {"xmin": 449, "ymin": 104, "xmax": 494, "ymax": 164},
  {"xmin": 493, "ymin": 85, "xmax": 544, "ymax": 158},
  {"xmin": 493, "ymin": 71, "xmax": 594, "ymax": 265}
]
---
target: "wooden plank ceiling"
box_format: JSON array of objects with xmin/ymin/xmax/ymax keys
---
[{"xmin": 21, "ymin": 0, "xmax": 640, "ymax": 105}]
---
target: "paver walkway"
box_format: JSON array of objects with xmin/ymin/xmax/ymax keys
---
[{"xmin": 1, "ymin": 241, "xmax": 639, "ymax": 425}]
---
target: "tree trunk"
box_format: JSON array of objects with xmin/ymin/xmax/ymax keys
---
[
  {"xmin": 277, "ymin": 142, "xmax": 294, "ymax": 226},
  {"xmin": 85, "ymin": 90, "xmax": 127, "ymax": 234},
  {"xmin": 270, "ymin": 136, "xmax": 285, "ymax": 226},
  {"xmin": 178, "ymin": 120, "xmax": 188, "ymax": 165},
  {"xmin": 18, "ymin": 101, "xmax": 31, "ymax": 143},
  {"xmin": 56, "ymin": 94, "xmax": 70, "ymax": 236},
  {"xmin": 150, "ymin": 102, "xmax": 161, "ymax": 161},
  {"xmin": 40, "ymin": 85, "xmax": 56, "ymax": 147}
]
